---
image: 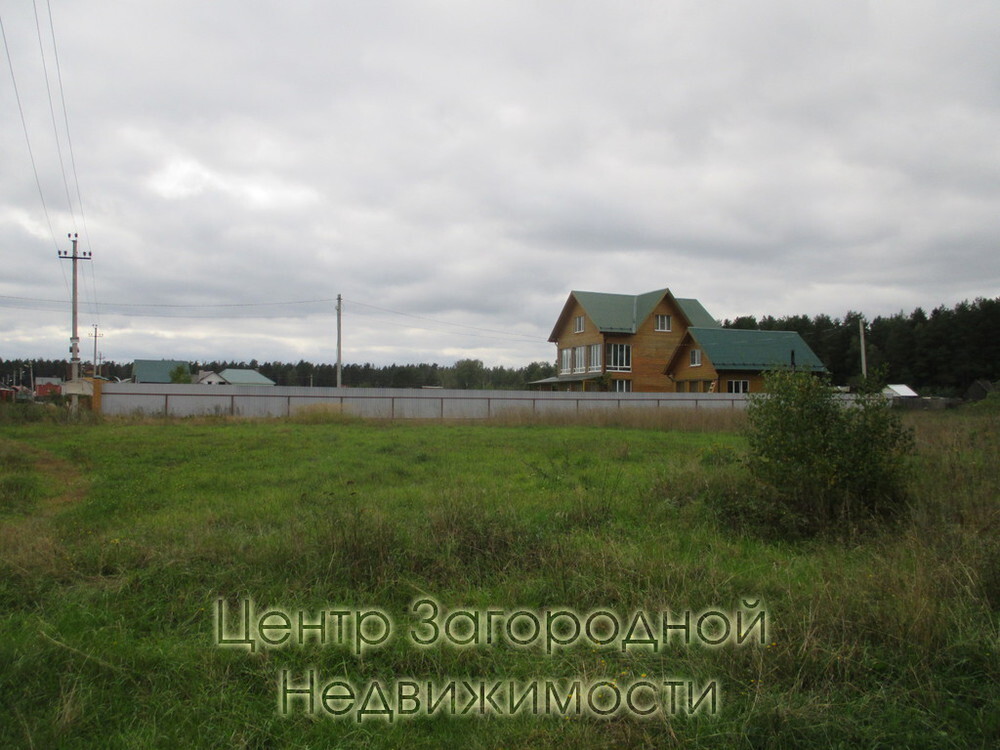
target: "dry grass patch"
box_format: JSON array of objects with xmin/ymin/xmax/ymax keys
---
[{"xmin": 486, "ymin": 406, "xmax": 747, "ymax": 432}]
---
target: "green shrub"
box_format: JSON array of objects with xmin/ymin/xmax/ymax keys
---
[{"xmin": 743, "ymin": 370, "xmax": 914, "ymax": 538}]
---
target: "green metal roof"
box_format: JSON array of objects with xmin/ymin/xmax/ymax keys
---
[
  {"xmin": 686, "ymin": 328, "xmax": 826, "ymax": 372},
  {"xmin": 556, "ymin": 288, "xmax": 720, "ymax": 338},
  {"xmin": 674, "ymin": 298, "xmax": 718, "ymax": 328},
  {"xmin": 529, "ymin": 373, "xmax": 603, "ymax": 385},
  {"xmin": 131, "ymin": 359, "xmax": 190, "ymax": 383},
  {"xmin": 219, "ymin": 368, "xmax": 276, "ymax": 386}
]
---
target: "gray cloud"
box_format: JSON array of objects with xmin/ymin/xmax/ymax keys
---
[{"xmin": 2, "ymin": 0, "xmax": 998, "ymax": 368}]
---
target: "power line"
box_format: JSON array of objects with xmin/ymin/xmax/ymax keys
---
[
  {"xmin": 46, "ymin": 0, "xmax": 87, "ymax": 234},
  {"xmin": 344, "ymin": 298, "xmax": 542, "ymax": 342},
  {"xmin": 1, "ymin": 11, "xmax": 60, "ymax": 252},
  {"xmin": 0, "ymin": 293, "xmax": 549, "ymax": 344},
  {"xmin": 0, "ymin": 294, "xmax": 337, "ymax": 308},
  {"xmin": 32, "ymin": 0, "xmax": 75, "ymax": 229},
  {"xmin": 43, "ymin": 0, "xmax": 100, "ymax": 325}
]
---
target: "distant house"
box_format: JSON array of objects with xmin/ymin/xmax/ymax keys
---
[
  {"xmin": 194, "ymin": 370, "xmax": 226, "ymax": 385},
  {"xmin": 131, "ymin": 360, "xmax": 191, "ymax": 384},
  {"xmin": 535, "ymin": 287, "xmax": 825, "ymax": 393},
  {"xmin": 216, "ymin": 369, "xmax": 276, "ymax": 386},
  {"xmin": 34, "ymin": 377, "xmax": 63, "ymax": 398}
]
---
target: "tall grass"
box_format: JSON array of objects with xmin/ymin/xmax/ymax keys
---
[{"xmin": 0, "ymin": 406, "xmax": 996, "ymax": 748}]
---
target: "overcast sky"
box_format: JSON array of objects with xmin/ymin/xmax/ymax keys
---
[{"xmin": 2, "ymin": 1, "xmax": 998, "ymax": 369}]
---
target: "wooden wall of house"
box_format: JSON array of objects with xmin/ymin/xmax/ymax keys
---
[
  {"xmin": 668, "ymin": 338, "xmax": 718, "ymax": 392},
  {"xmin": 670, "ymin": 350, "xmax": 769, "ymax": 393},
  {"xmin": 620, "ymin": 296, "xmax": 689, "ymax": 391},
  {"xmin": 722, "ymin": 372, "xmax": 768, "ymax": 393},
  {"xmin": 553, "ymin": 299, "xmax": 604, "ymax": 375}
]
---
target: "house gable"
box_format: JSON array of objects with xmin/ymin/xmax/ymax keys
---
[
  {"xmin": 543, "ymin": 288, "xmax": 722, "ymax": 392},
  {"xmin": 548, "ymin": 288, "xmax": 719, "ymax": 342}
]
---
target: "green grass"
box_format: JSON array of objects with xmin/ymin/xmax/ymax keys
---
[{"xmin": 0, "ymin": 407, "xmax": 997, "ymax": 748}]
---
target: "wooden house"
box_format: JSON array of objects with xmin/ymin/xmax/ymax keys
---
[{"xmin": 534, "ymin": 288, "xmax": 825, "ymax": 393}]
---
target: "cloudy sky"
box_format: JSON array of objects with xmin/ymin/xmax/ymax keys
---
[{"xmin": 2, "ymin": 1, "xmax": 998, "ymax": 369}]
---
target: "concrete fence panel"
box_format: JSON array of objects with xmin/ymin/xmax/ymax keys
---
[{"xmin": 97, "ymin": 383, "xmax": 751, "ymax": 419}]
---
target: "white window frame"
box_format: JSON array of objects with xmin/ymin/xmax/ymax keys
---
[
  {"xmin": 690, "ymin": 349, "xmax": 702, "ymax": 367},
  {"xmin": 655, "ymin": 314, "xmax": 672, "ymax": 332},
  {"xmin": 727, "ymin": 380, "xmax": 749, "ymax": 394},
  {"xmin": 573, "ymin": 345, "xmax": 587, "ymax": 374},
  {"xmin": 588, "ymin": 343, "xmax": 602, "ymax": 373},
  {"xmin": 560, "ymin": 348, "xmax": 572, "ymax": 374},
  {"xmin": 574, "ymin": 315, "xmax": 585, "ymax": 333},
  {"xmin": 612, "ymin": 379, "xmax": 632, "ymax": 392},
  {"xmin": 606, "ymin": 343, "xmax": 632, "ymax": 372}
]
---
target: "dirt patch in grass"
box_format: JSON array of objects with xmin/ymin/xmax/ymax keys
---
[
  {"xmin": 0, "ymin": 438, "xmax": 89, "ymax": 579},
  {"xmin": 0, "ymin": 438, "xmax": 88, "ymax": 512}
]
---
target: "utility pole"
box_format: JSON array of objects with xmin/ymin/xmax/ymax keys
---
[
  {"xmin": 336, "ymin": 294, "xmax": 343, "ymax": 388},
  {"xmin": 89, "ymin": 324, "xmax": 104, "ymax": 378},
  {"xmin": 57, "ymin": 234, "xmax": 91, "ymax": 382},
  {"xmin": 58, "ymin": 234, "xmax": 91, "ymax": 411},
  {"xmin": 858, "ymin": 317, "xmax": 868, "ymax": 380}
]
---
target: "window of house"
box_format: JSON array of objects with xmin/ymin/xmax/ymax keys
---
[
  {"xmin": 573, "ymin": 346, "xmax": 587, "ymax": 374},
  {"xmin": 727, "ymin": 380, "xmax": 750, "ymax": 394},
  {"xmin": 690, "ymin": 349, "xmax": 702, "ymax": 367},
  {"xmin": 588, "ymin": 343, "xmax": 602, "ymax": 372},
  {"xmin": 606, "ymin": 343, "xmax": 631, "ymax": 372},
  {"xmin": 612, "ymin": 379, "xmax": 632, "ymax": 392},
  {"xmin": 655, "ymin": 314, "xmax": 672, "ymax": 332},
  {"xmin": 574, "ymin": 315, "xmax": 584, "ymax": 333},
  {"xmin": 560, "ymin": 349, "xmax": 572, "ymax": 374}
]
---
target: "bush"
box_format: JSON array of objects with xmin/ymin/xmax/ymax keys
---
[{"xmin": 743, "ymin": 370, "xmax": 913, "ymax": 538}]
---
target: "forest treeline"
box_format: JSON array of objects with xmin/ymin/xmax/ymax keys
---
[
  {"xmin": 4, "ymin": 298, "xmax": 998, "ymax": 396},
  {"xmin": 720, "ymin": 297, "xmax": 999, "ymax": 395},
  {"xmin": 2, "ymin": 356, "xmax": 557, "ymax": 391}
]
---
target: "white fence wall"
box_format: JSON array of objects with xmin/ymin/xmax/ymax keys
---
[{"xmin": 99, "ymin": 383, "xmax": 750, "ymax": 419}]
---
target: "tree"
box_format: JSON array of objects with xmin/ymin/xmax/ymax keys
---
[
  {"xmin": 451, "ymin": 359, "xmax": 487, "ymax": 389},
  {"xmin": 169, "ymin": 365, "xmax": 191, "ymax": 384},
  {"xmin": 742, "ymin": 369, "xmax": 913, "ymax": 538}
]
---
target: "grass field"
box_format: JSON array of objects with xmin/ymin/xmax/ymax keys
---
[{"xmin": 0, "ymin": 404, "xmax": 997, "ymax": 748}]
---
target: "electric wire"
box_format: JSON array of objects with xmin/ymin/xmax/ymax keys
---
[
  {"xmin": 42, "ymin": 0, "xmax": 101, "ymax": 326},
  {"xmin": 0, "ymin": 293, "xmax": 549, "ymax": 344},
  {"xmin": 0, "ymin": 11, "xmax": 61, "ymax": 253},
  {"xmin": 32, "ymin": 0, "xmax": 75, "ymax": 230},
  {"xmin": 343, "ymin": 298, "xmax": 542, "ymax": 342}
]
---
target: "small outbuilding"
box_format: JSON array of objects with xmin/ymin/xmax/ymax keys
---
[
  {"xmin": 216, "ymin": 369, "xmax": 276, "ymax": 386},
  {"xmin": 882, "ymin": 384, "xmax": 919, "ymax": 399}
]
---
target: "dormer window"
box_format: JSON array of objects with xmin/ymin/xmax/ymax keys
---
[{"xmin": 574, "ymin": 315, "xmax": 584, "ymax": 333}]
